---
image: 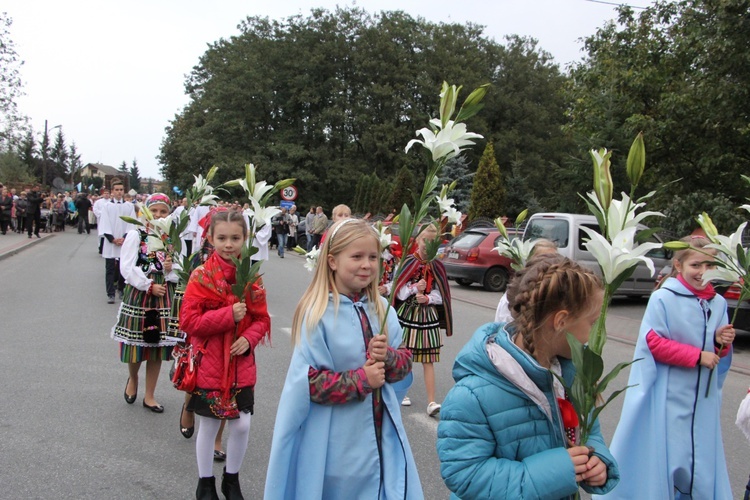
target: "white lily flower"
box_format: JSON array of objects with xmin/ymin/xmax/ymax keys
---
[
  {"xmin": 304, "ymin": 246, "xmax": 320, "ymax": 272},
  {"xmin": 374, "ymin": 224, "xmax": 393, "ymax": 249},
  {"xmin": 587, "ymin": 192, "xmax": 663, "ymax": 240},
  {"xmin": 741, "ymin": 204, "xmax": 750, "ymax": 214},
  {"xmin": 149, "ymin": 215, "xmax": 174, "ymax": 236},
  {"xmin": 243, "ymin": 202, "xmax": 280, "ymax": 231},
  {"xmin": 199, "ymin": 194, "xmax": 219, "ymax": 206},
  {"xmin": 435, "ymin": 194, "xmax": 455, "ymax": 213},
  {"xmin": 193, "ymin": 174, "xmax": 214, "ymax": 195},
  {"xmin": 405, "ymin": 119, "xmax": 483, "ymax": 162},
  {"xmin": 443, "ymin": 207, "xmax": 462, "ymax": 225},
  {"xmin": 581, "ymin": 226, "xmax": 662, "ymax": 284},
  {"xmin": 706, "ymin": 222, "xmax": 748, "ymax": 261},
  {"xmin": 494, "ymin": 238, "xmax": 539, "ymax": 271}
]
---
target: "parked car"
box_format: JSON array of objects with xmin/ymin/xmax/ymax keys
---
[
  {"xmin": 439, "ymin": 228, "xmax": 517, "ymax": 292},
  {"xmin": 655, "ymin": 265, "xmax": 750, "ymax": 332},
  {"xmin": 523, "ymin": 212, "xmax": 670, "ymax": 297}
]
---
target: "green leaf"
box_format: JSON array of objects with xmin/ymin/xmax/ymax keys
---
[
  {"xmin": 609, "ymin": 265, "xmax": 637, "ymax": 292},
  {"xmin": 454, "ymin": 103, "xmax": 485, "ymax": 123},
  {"xmin": 580, "ymin": 344, "xmax": 604, "ymax": 386},
  {"xmin": 736, "ymin": 243, "xmax": 748, "ymax": 270},
  {"xmin": 566, "ymin": 333, "xmax": 586, "ymax": 376},
  {"xmin": 595, "ymin": 358, "xmax": 641, "ymax": 395},
  {"xmin": 120, "ymin": 216, "xmax": 144, "ymax": 226},
  {"xmin": 634, "ymin": 226, "xmax": 661, "ymax": 244},
  {"xmin": 590, "ymin": 384, "xmax": 638, "ymax": 425},
  {"xmin": 580, "ymin": 193, "xmax": 607, "ymax": 233}
]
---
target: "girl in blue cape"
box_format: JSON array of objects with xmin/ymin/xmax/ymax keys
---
[
  {"xmin": 437, "ymin": 255, "xmax": 620, "ymax": 499},
  {"xmin": 596, "ymin": 236, "xmax": 735, "ymax": 499},
  {"xmin": 264, "ymin": 218, "xmax": 422, "ymax": 500}
]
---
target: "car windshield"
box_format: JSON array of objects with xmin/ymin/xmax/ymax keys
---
[
  {"xmin": 450, "ymin": 232, "xmax": 486, "ymax": 249},
  {"xmin": 525, "ymin": 219, "xmax": 569, "ymax": 248}
]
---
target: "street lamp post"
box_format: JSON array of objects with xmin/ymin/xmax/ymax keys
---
[{"xmin": 41, "ymin": 120, "xmax": 61, "ymax": 188}]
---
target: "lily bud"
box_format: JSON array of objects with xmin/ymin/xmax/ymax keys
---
[
  {"xmin": 696, "ymin": 212, "xmax": 719, "ymax": 241},
  {"xmin": 245, "ymin": 163, "xmax": 257, "ymax": 191},
  {"xmin": 494, "ymin": 217, "xmax": 509, "ymax": 239},
  {"xmin": 439, "ymin": 82, "xmax": 459, "ymax": 129},
  {"xmin": 515, "ymin": 209, "xmax": 529, "ymax": 226},
  {"xmin": 591, "ymin": 148, "xmax": 613, "ymax": 211},
  {"xmin": 206, "ymin": 165, "xmax": 218, "ymax": 182},
  {"xmin": 662, "ymin": 241, "xmax": 691, "ymax": 251},
  {"xmin": 626, "ymin": 133, "xmax": 645, "ymax": 186},
  {"xmin": 454, "ymin": 84, "xmax": 490, "ymax": 123}
]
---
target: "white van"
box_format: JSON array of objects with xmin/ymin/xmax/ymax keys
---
[{"xmin": 522, "ymin": 212, "xmax": 671, "ymax": 297}]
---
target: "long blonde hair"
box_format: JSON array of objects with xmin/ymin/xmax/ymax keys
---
[
  {"xmin": 291, "ymin": 218, "xmax": 388, "ymax": 344},
  {"xmin": 658, "ymin": 235, "xmax": 715, "ymax": 288}
]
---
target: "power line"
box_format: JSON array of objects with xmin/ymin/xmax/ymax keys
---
[{"xmin": 584, "ymin": 0, "xmax": 649, "ymax": 9}]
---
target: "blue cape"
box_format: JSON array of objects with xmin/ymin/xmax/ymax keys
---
[
  {"xmin": 595, "ymin": 278, "xmax": 732, "ymax": 499},
  {"xmin": 264, "ymin": 294, "xmax": 422, "ymax": 500}
]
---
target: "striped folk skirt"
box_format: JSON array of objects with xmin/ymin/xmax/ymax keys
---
[
  {"xmin": 397, "ymin": 298, "xmax": 442, "ymax": 363},
  {"xmin": 167, "ymin": 286, "xmax": 187, "ymax": 342},
  {"xmin": 111, "ymin": 273, "xmax": 181, "ymax": 363}
]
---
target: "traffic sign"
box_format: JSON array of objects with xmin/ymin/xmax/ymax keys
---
[{"xmin": 280, "ymin": 185, "xmax": 298, "ymax": 201}]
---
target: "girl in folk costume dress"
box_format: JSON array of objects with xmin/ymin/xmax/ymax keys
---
[
  {"xmin": 392, "ymin": 222, "xmax": 452, "ymax": 415},
  {"xmin": 112, "ymin": 193, "xmax": 181, "ymax": 412},
  {"xmin": 265, "ymin": 218, "xmax": 422, "ymax": 500},
  {"xmin": 180, "ymin": 210, "xmax": 271, "ymax": 500},
  {"xmin": 596, "ymin": 236, "xmax": 735, "ymax": 500}
]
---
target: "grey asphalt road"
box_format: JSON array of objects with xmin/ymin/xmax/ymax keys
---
[{"xmin": 1, "ymin": 233, "xmax": 749, "ymax": 499}]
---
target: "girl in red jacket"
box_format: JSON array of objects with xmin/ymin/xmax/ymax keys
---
[{"xmin": 180, "ymin": 209, "xmax": 271, "ymax": 500}]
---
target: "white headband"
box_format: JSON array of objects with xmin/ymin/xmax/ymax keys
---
[{"xmin": 328, "ymin": 217, "xmax": 358, "ymax": 244}]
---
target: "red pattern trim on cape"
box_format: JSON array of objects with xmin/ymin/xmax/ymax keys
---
[
  {"xmin": 183, "ymin": 252, "xmax": 270, "ymax": 401},
  {"xmin": 391, "ymin": 253, "xmax": 453, "ymax": 337}
]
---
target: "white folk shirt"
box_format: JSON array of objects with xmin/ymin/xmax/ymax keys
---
[
  {"xmin": 99, "ymin": 199, "xmax": 135, "ymax": 259},
  {"xmin": 93, "ymin": 197, "xmax": 109, "ymax": 236}
]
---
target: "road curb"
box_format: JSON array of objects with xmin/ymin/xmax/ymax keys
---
[{"xmin": 0, "ymin": 233, "xmax": 55, "ymax": 262}]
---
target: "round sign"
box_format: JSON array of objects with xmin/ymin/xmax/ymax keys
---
[{"xmin": 280, "ymin": 185, "xmax": 298, "ymax": 201}]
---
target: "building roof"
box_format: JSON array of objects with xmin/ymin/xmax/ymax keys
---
[{"xmin": 83, "ymin": 163, "xmax": 122, "ymax": 176}]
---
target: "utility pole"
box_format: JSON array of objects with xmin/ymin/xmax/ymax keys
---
[{"xmin": 41, "ymin": 120, "xmax": 61, "ymax": 188}]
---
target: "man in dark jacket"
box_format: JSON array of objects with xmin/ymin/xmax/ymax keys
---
[
  {"xmin": 26, "ymin": 184, "xmax": 44, "ymax": 238},
  {"xmin": 75, "ymin": 193, "xmax": 92, "ymax": 234}
]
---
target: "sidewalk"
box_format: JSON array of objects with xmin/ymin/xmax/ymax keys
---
[{"xmin": 0, "ymin": 230, "xmax": 55, "ymax": 261}]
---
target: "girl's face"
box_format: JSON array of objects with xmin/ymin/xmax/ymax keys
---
[
  {"xmin": 328, "ymin": 235, "xmax": 379, "ymax": 296},
  {"xmin": 208, "ymin": 221, "xmax": 246, "ymax": 261},
  {"xmin": 333, "ymin": 210, "xmax": 351, "ymax": 223},
  {"xmin": 418, "ymin": 227, "xmax": 438, "ymax": 255},
  {"xmin": 149, "ymin": 204, "xmax": 170, "ymax": 219},
  {"xmin": 548, "ymin": 289, "xmax": 604, "ymax": 360},
  {"xmin": 675, "ymin": 250, "xmax": 716, "ymax": 290}
]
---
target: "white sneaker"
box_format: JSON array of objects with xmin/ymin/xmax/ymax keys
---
[
  {"xmin": 427, "ymin": 402, "xmax": 441, "ymax": 416},
  {"xmin": 401, "ymin": 397, "xmax": 411, "ymax": 406}
]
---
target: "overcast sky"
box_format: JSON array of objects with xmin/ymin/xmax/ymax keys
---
[{"xmin": 5, "ymin": 0, "xmax": 653, "ymax": 182}]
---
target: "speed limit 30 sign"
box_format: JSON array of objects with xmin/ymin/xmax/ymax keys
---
[{"xmin": 280, "ymin": 185, "xmax": 298, "ymax": 201}]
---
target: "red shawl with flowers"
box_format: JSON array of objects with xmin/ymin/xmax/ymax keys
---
[
  {"xmin": 183, "ymin": 252, "xmax": 270, "ymax": 404},
  {"xmin": 391, "ymin": 253, "xmax": 453, "ymax": 337}
]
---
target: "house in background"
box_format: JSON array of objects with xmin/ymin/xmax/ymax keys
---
[{"xmin": 80, "ymin": 163, "xmax": 130, "ymax": 192}]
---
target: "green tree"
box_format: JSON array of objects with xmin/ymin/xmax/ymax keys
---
[
  {"xmin": 129, "ymin": 158, "xmax": 141, "ymax": 192},
  {"xmin": 68, "ymin": 142, "xmax": 82, "ymax": 183},
  {"xmin": 439, "ymin": 155, "xmax": 473, "ymax": 212},
  {"xmin": 0, "ymin": 150, "xmax": 34, "ymax": 184},
  {"xmin": 566, "ymin": 0, "xmax": 750, "ymax": 223},
  {"xmin": 468, "ymin": 142, "xmax": 505, "ymax": 220},
  {"xmin": 387, "ymin": 165, "xmax": 417, "ymax": 214},
  {"xmin": 49, "ymin": 128, "xmax": 68, "ymax": 182},
  {"xmin": 0, "ymin": 13, "xmax": 25, "ymax": 151}
]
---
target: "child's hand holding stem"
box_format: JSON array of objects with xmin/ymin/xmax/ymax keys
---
[
  {"xmin": 363, "ymin": 358, "xmax": 385, "ymax": 389},
  {"xmin": 232, "ymin": 302, "xmax": 247, "ymax": 323},
  {"xmin": 368, "ymin": 334, "xmax": 388, "ymax": 362}
]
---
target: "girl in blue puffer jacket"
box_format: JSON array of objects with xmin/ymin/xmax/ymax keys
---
[{"xmin": 437, "ymin": 255, "xmax": 620, "ymax": 499}]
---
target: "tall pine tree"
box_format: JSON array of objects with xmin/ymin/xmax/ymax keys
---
[{"xmin": 467, "ymin": 142, "xmax": 505, "ymax": 221}]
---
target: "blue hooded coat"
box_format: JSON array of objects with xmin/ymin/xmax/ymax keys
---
[
  {"xmin": 595, "ymin": 277, "xmax": 732, "ymax": 499},
  {"xmin": 264, "ymin": 294, "xmax": 422, "ymax": 500},
  {"xmin": 437, "ymin": 323, "xmax": 619, "ymax": 499}
]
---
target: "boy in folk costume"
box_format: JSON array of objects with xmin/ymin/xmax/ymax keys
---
[{"xmin": 99, "ymin": 179, "xmax": 135, "ymax": 303}]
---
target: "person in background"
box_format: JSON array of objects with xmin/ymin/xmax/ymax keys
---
[
  {"xmin": 305, "ymin": 206, "xmax": 316, "ymax": 251},
  {"xmin": 75, "ymin": 192, "xmax": 92, "ymax": 235},
  {"xmin": 0, "ymin": 187, "xmax": 12, "ymax": 235},
  {"xmin": 99, "ymin": 179, "xmax": 135, "ymax": 304},
  {"xmin": 310, "ymin": 206, "xmax": 328, "ymax": 250},
  {"xmin": 25, "ymin": 184, "xmax": 44, "ymax": 238},
  {"xmin": 93, "ymin": 188, "xmax": 110, "ymax": 253},
  {"xmin": 271, "ymin": 207, "xmax": 292, "ymax": 258},
  {"xmin": 287, "ymin": 205, "xmax": 298, "ymax": 250},
  {"xmin": 391, "ymin": 222, "xmax": 452, "ymax": 416},
  {"xmin": 14, "ymin": 191, "xmax": 27, "ymax": 234},
  {"xmin": 598, "ymin": 235, "xmax": 734, "ymax": 499}
]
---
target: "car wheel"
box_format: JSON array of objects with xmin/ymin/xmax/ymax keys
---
[
  {"xmin": 455, "ymin": 278, "xmax": 473, "ymax": 287},
  {"xmin": 483, "ymin": 267, "xmax": 509, "ymax": 292}
]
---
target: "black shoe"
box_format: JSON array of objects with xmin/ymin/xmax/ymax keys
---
[
  {"xmin": 180, "ymin": 403, "xmax": 194, "ymax": 438},
  {"xmin": 221, "ymin": 468, "xmax": 244, "ymax": 500},
  {"xmin": 143, "ymin": 400, "xmax": 164, "ymax": 413},
  {"xmin": 108, "ymin": 296, "xmax": 115, "ymax": 304},
  {"xmin": 35, "ymin": 233, "xmax": 40, "ymax": 239},
  {"xmin": 124, "ymin": 378, "xmax": 137, "ymax": 404},
  {"xmin": 213, "ymin": 450, "xmax": 226, "ymax": 462},
  {"xmin": 196, "ymin": 476, "xmax": 219, "ymax": 500},
  {"xmin": 28, "ymin": 235, "xmax": 32, "ymax": 238}
]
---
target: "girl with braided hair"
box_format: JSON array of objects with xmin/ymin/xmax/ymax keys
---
[{"xmin": 437, "ymin": 256, "xmax": 620, "ymax": 499}]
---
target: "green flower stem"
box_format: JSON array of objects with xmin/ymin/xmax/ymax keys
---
[{"xmin": 589, "ymin": 284, "xmax": 613, "ymax": 356}]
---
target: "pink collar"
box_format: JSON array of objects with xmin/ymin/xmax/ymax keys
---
[{"xmin": 677, "ymin": 274, "xmax": 716, "ymax": 300}]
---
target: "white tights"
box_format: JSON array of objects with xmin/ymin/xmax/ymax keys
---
[{"xmin": 196, "ymin": 412, "xmax": 252, "ymax": 478}]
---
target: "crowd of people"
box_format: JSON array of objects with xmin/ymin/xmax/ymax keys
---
[{"xmin": 5, "ymin": 175, "xmax": 740, "ymax": 499}]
